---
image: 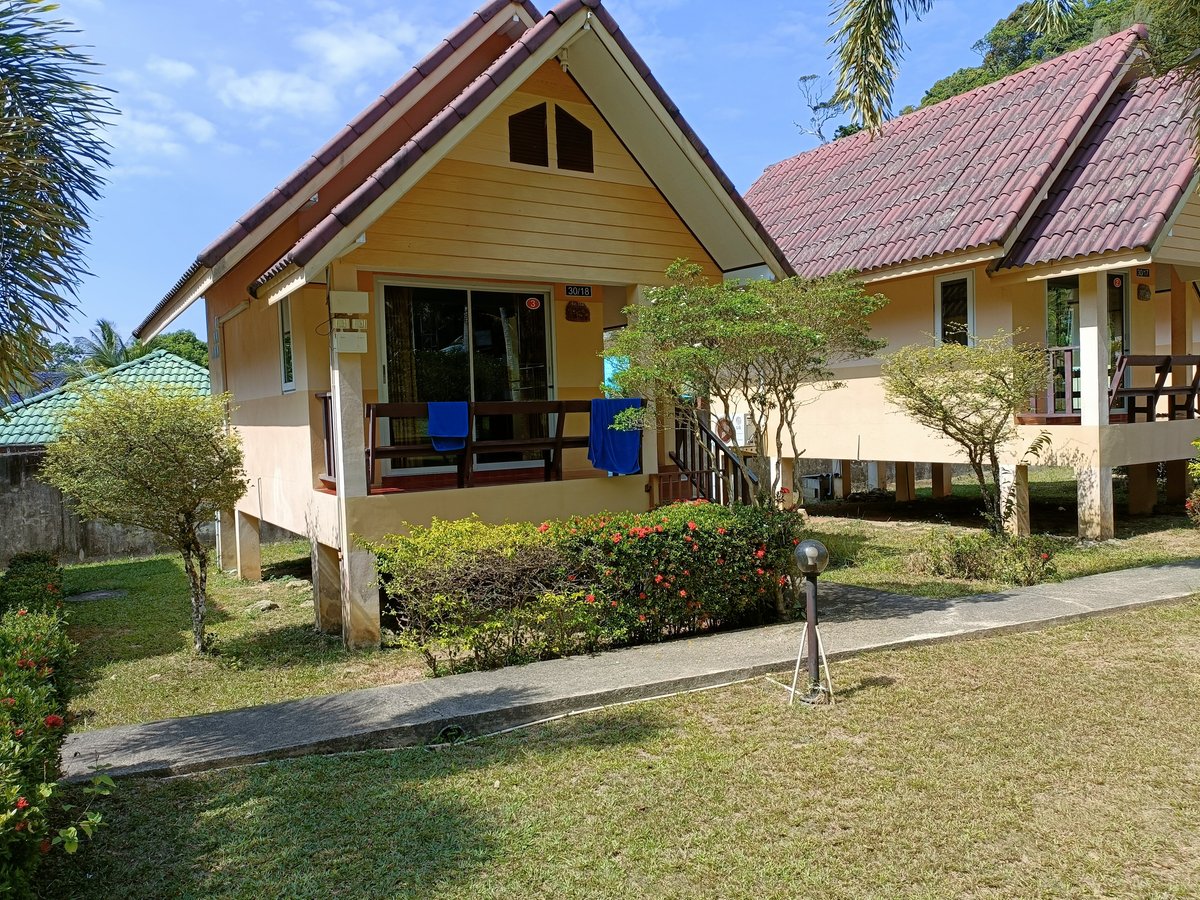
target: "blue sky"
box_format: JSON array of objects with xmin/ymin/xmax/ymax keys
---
[{"xmin": 61, "ymin": 0, "xmax": 1017, "ymax": 339}]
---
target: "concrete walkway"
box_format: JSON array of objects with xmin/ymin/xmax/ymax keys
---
[{"xmin": 61, "ymin": 560, "xmax": 1200, "ymax": 780}]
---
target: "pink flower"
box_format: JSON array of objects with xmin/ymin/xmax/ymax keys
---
[
  {"xmin": 679, "ymin": 589, "xmax": 687, "ymax": 598},
  {"xmin": 755, "ymin": 549, "xmax": 766, "ymax": 559},
  {"xmin": 16, "ymin": 609, "xmax": 26, "ymax": 617}
]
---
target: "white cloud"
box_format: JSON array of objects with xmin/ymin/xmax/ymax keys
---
[
  {"xmin": 173, "ymin": 111, "xmax": 217, "ymax": 144},
  {"xmin": 146, "ymin": 56, "xmax": 198, "ymax": 84},
  {"xmin": 293, "ymin": 13, "xmax": 435, "ymax": 83},
  {"xmin": 110, "ymin": 114, "xmax": 187, "ymax": 159},
  {"xmin": 210, "ymin": 66, "xmax": 338, "ymax": 118}
]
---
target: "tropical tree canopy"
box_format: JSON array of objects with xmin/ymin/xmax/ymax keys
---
[
  {"xmin": 830, "ymin": 0, "xmax": 1196, "ymax": 132},
  {"xmin": 0, "ymin": 0, "xmax": 112, "ymax": 392}
]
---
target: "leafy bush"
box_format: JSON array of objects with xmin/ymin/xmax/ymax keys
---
[
  {"xmin": 1187, "ymin": 439, "xmax": 1200, "ymax": 526},
  {"xmin": 372, "ymin": 502, "xmax": 806, "ymax": 675},
  {"xmin": 912, "ymin": 529, "xmax": 1058, "ymax": 585},
  {"xmin": 0, "ymin": 553, "xmax": 64, "ymax": 616},
  {"xmin": 0, "ymin": 580, "xmax": 107, "ymax": 894}
]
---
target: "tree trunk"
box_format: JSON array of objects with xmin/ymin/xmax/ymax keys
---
[{"xmin": 179, "ymin": 525, "xmax": 208, "ymax": 653}]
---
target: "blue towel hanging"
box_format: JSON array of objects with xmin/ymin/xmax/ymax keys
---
[
  {"xmin": 588, "ymin": 398, "xmax": 642, "ymax": 475},
  {"xmin": 427, "ymin": 401, "xmax": 468, "ymax": 452}
]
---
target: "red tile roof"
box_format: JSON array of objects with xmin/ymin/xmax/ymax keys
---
[
  {"xmin": 744, "ymin": 26, "xmax": 1146, "ymax": 278},
  {"xmin": 1002, "ymin": 69, "xmax": 1197, "ymax": 269}
]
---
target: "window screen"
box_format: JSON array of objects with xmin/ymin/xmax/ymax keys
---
[
  {"xmin": 508, "ymin": 103, "xmax": 548, "ymax": 167},
  {"xmin": 939, "ymin": 277, "xmax": 970, "ymax": 345},
  {"xmin": 555, "ymin": 106, "xmax": 593, "ymax": 173}
]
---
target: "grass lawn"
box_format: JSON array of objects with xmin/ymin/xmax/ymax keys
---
[
  {"xmin": 63, "ymin": 541, "xmax": 424, "ymax": 731},
  {"xmin": 43, "ymin": 598, "xmax": 1200, "ymax": 898}
]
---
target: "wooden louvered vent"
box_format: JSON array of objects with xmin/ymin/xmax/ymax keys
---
[
  {"xmin": 508, "ymin": 103, "xmax": 548, "ymax": 167},
  {"xmin": 555, "ymin": 106, "xmax": 593, "ymax": 173}
]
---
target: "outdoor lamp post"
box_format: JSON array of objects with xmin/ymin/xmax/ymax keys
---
[{"xmin": 789, "ymin": 539, "xmax": 832, "ymax": 706}]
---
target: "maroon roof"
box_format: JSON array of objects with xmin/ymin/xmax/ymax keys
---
[
  {"xmin": 744, "ymin": 26, "xmax": 1146, "ymax": 278},
  {"xmin": 1003, "ymin": 69, "xmax": 1197, "ymax": 269},
  {"xmin": 249, "ymin": 0, "xmax": 791, "ymax": 293}
]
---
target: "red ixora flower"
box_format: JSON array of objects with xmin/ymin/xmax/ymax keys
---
[
  {"xmin": 13, "ymin": 729, "xmax": 24, "ymax": 739},
  {"xmin": 679, "ymin": 589, "xmax": 687, "ymax": 598},
  {"xmin": 1040, "ymin": 553, "xmax": 1050, "ymax": 561},
  {"xmin": 47, "ymin": 583, "xmax": 59, "ymax": 592},
  {"xmin": 15, "ymin": 797, "xmax": 29, "ymax": 810},
  {"xmin": 16, "ymin": 609, "xmax": 27, "ymax": 617},
  {"xmin": 1, "ymin": 698, "xmax": 14, "ymax": 706},
  {"xmin": 611, "ymin": 533, "xmax": 622, "ymax": 544},
  {"xmin": 537, "ymin": 522, "xmax": 550, "ymax": 533},
  {"xmin": 687, "ymin": 521, "xmax": 697, "ymax": 531},
  {"xmin": 654, "ymin": 574, "xmax": 664, "ymax": 583},
  {"xmin": 755, "ymin": 549, "xmax": 766, "ymax": 559},
  {"xmin": 638, "ymin": 592, "xmax": 647, "ymax": 599},
  {"xmin": 717, "ymin": 527, "xmax": 727, "ymax": 535},
  {"xmin": 39, "ymin": 839, "xmax": 51, "ymax": 855},
  {"xmin": 43, "ymin": 714, "xmax": 64, "ymax": 728},
  {"xmin": 638, "ymin": 614, "xmax": 647, "ymax": 622},
  {"xmin": 610, "ymin": 600, "xmax": 618, "ymax": 607},
  {"xmin": 780, "ymin": 487, "xmax": 791, "ymax": 494}
]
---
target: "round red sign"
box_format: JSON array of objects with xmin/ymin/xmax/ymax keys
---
[{"xmin": 525, "ymin": 297, "xmax": 541, "ymax": 310}]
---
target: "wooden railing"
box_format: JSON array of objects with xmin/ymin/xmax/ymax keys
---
[
  {"xmin": 1029, "ymin": 350, "xmax": 1200, "ymax": 423},
  {"xmin": 363, "ymin": 399, "xmax": 614, "ymax": 491},
  {"xmin": 316, "ymin": 392, "xmax": 336, "ymax": 488},
  {"xmin": 665, "ymin": 406, "xmax": 757, "ymax": 506}
]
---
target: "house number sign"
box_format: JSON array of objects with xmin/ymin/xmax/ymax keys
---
[{"xmin": 565, "ymin": 285, "xmax": 593, "ymax": 297}]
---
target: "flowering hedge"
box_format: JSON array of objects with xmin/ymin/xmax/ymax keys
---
[
  {"xmin": 372, "ymin": 501, "xmax": 805, "ymax": 675},
  {"xmin": 0, "ymin": 567, "xmax": 107, "ymax": 895},
  {"xmin": 0, "ymin": 553, "xmax": 64, "ymax": 616}
]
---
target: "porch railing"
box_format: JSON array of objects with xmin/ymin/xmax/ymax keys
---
[
  {"xmin": 1030, "ymin": 349, "xmax": 1200, "ymax": 422},
  {"xmin": 665, "ymin": 406, "xmax": 758, "ymax": 507},
  {"xmin": 363, "ymin": 399, "xmax": 615, "ymax": 491}
]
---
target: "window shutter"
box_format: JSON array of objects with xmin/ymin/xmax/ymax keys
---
[
  {"xmin": 509, "ymin": 103, "xmax": 548, "ymax": 167},
  {"xmin": 555, "ymin": 106, "xmax": 593, "ymax": 173}
]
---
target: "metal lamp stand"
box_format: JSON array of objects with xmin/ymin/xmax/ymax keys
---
[{"xmin": 788, "ymin": 573, "xmax": 834, "ymax": 706}]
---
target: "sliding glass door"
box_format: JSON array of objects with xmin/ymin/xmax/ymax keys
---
[{"xmin": 380, "ymin": 284, "xmax": 551, "ymax": 472}]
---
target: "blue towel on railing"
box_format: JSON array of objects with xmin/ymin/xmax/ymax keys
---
[
  {"xmin": 427, "ymin": 401, "xmax": 468, "ymax": 452},
  {"xmin": 588, "ymin": 398, "xmax": 642, "ymax": 475}
]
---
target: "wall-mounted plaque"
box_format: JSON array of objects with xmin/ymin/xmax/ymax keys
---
[
  {"xmin": 565, "ymin": 301, "xmax": 591, "ymax": 322},
  {"xmin": 565, "ymin": 285, "xmax": 593, "ymax": 297}
]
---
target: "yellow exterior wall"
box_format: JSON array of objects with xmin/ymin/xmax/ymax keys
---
[
  {"xmin": 1157, "ymin": 189, "xmax": 1200, "ymax": 260},
  {"xmin": 349, "ymin": 61, "xmax": 719, "ymax": 286}
]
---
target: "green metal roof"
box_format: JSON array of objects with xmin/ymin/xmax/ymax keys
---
[{"xmin": 0, "ymin": 350, "xmax": 210, "ymax": 449}]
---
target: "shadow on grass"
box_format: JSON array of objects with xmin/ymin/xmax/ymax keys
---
[
  {"xmin": 45, "ymin": 699, "xmax": 668, "ymax": 898},
  {"xmin": 262, "ymin": 553, "xmax": 312, "ymax": 582}
]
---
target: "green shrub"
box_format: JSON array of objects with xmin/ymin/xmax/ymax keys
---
[
  {"xmin": 0, "ymin": 583, "xmax": 106, "ymax": 894},
  {"xmin": 0, "ymin": 553, "xmax": 65, "ymax": 616},
  {"xmin": 912, "ymin": 528, "xmax": 1058, "ymax": 585},
  {"xmin": 372, "ymin": 502, "xmax": 806, "ymax": 675}
]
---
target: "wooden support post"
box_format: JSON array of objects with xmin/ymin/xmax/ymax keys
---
[
  {"xmin": 836, "ymin": 460, "xmax": 854, "ymax": 499},
  {"xmin": 1076, "ymin": 465, "xmax": 1114, "ymax": 540},
  {"xmin": 1170, "ymin": 267, "xmax": 1194, "ymax": 405},
  {"xmin": 1165, "ymin": 459, "xmax": 1191, "ymax": 507},
  {"xmin": 895, "ymin": 461, "xmax": 916, "ymax": 503},
  {"xmin": 235, "ymin": 510, "xmax": 261, "ymax": 582},
  {"xmin": 1000, "ymin": 465, "xmax": 1030, "ymax": 537},
  {"xmin": 869, "ymin": 461, "xmax": 888, "ymax": 491},
  {"xmin": 931, "ymin": 463, "xmax": 953, "ymax": 499},
  {"xmin": 1126, "ymin": 462, "xmax": 1158, "ymax": 516}
]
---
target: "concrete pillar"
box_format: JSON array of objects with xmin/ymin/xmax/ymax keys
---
[
  {"xmin": 869, "ymin": 461, "xmax": 887, "ymax": 491},
  {"xmin": 931, "ymin": 463, "xmax": 953, "ymax": 499},
  {"xmin": 329, "ymin": 262, "xmax": 379, "ymax": 648},
  {"xmin": 311, "ymin": 541, "xmax": 343, "ymax": 634},
  {"xmin": 895, "ymin": 461, "xmax": 916, "ymax": 503},
  {"xmin": 1076, "ymin": 465, "xmax": 1114, "ymax": 540},
  {"xmin": 216, "ymin": 509, "xmax": 236, "ymax": 571},
  {"xmin": 1000, "ymin": 464, "xmax": 1030, "ymax": 537},
  {"xmin": 1127, "ymin": 463, "xmax": 1158, "ymax": 516},
  {"xmin": 836, "ymin": 459, "xmax": 854, "ymax": 499},
  {"xmin": 235, "ymin": 510, "xmax": 262, "ymax": 581},
  {"xmin": 1078, "ymin": 272, "xmax": 1110, "ymax": 427},
  {"xmin": 1165, "ymin": 459, "xmax": 1191, "ymax": 507}
]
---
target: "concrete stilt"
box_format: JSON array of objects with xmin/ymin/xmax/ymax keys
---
[
  {"xmin": 311, "ymin": 541, "xmax": 343, "ymax": 634},
  {"xmin": 1165, "ymin": 459, "xmax": 1191, "ymax": 508},
  {"xmin": 1000, "ymin": 464, "xmax": 1030, "ymax": 537},
  {"xmin": 217, "ymin": 509, "xmax": 236, "ymax": 572},
  {"xmin": 1076, "ymin": 465, "xmax": 1114, "ymax": 540},
  {"xmin": 235, "ymin": 510, "xmax": 262, "ymax": 581},
  {"xmin": 1126, "ymin": 463, "xmax": 1158, "ymax": 516}
]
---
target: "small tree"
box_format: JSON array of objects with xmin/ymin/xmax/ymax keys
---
[
  {"xmin": 881, "ymin": 331, "xmax": 1048, "ymax": 534},
  {"xmin": 606, "ymin": 260, "xmax": 887, "ymax": 500},
  {"xmin": 41, "ymin": 384, "xmax": 247, "ymax": 652}
]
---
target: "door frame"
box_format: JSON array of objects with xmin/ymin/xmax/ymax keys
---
[{"xmin": 372, "ymin": 275, "xmax": 558, "ymax": 476}]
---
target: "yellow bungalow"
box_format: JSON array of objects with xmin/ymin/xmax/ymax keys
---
[
  {"xmin": 745, "ymin": 25, "xmax": 1200, "ymax": 541},
  {"xmin": 135, "ymin": 0, "xmax": 790, "ymax": 648}
]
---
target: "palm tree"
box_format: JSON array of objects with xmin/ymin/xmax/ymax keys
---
[
  {"xmin": 829, "ymin": 0, "xmax": 1196, "ymax": 133},
  {"xmin": 0, "ymin": 1, "xmax": 112, "ymax": 393},
  {"xmin": 69, "ymin": 319, "xmax": 149, "ymax": 376}
]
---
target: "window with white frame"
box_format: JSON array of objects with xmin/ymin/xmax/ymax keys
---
[
  {"xmin": 280, "ymin": 297, "xmax": 295, "ymax": 391},
  {"xmin": 935, "ymin": 271, "xmax": 974, "ymax": 346}
]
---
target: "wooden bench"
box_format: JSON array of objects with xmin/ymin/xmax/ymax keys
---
[
  {"xmin": 365, "ymin": 402, "xmax": 468, "ymax": 488},
  {"xmin": 1109, "ymin": 355, "xmax": 1170, "ymax": 422},
  {"xmin": 465, "ymin": 400, "xmax": 592, "ymax": 486},
  {"xmin": 1160, "ymin": 354, "xmax": 1200, "ymax": 419},
  {"xmin": 365, "ymin": 400, "xmax": 598, "ymax": 489}
]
